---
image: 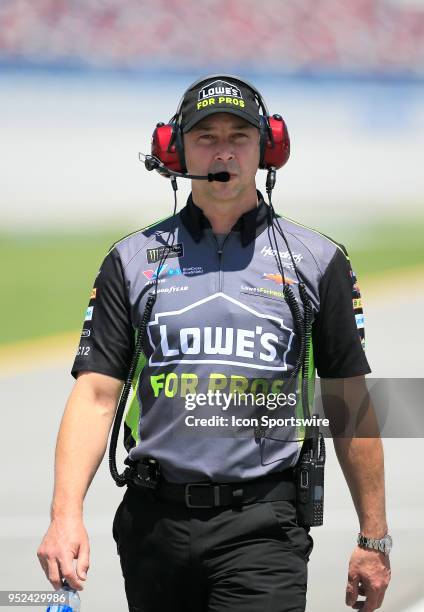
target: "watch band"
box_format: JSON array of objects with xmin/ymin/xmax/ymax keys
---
[{"xmin": 357, "ymin": 533, "xmax": 392, "ymax": 556}]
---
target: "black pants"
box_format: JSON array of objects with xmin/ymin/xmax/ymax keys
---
[{"xmin": 112, "ymin": 485, "xmax": 314, "ymax": 612}]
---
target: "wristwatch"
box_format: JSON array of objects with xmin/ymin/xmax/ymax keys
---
[{"xmin": 357, "ymin": 533, "xmax": 393, "ymax": 556}]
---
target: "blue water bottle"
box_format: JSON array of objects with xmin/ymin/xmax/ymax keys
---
[{"xmin": 46, "ymin": 581, "xmax": 81, "ymax": 612}]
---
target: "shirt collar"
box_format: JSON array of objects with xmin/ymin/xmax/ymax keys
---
[{"xmin": 180, "ymin": 190, "xmax": 271, "ymax": 246}]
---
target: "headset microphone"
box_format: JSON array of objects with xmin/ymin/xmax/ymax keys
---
[{"xmin": 139, "ymin": 153, "xmax": 230, "ymax": 182}]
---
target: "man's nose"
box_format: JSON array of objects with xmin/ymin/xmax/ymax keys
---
[{"xmin": 214, "ymin": 144, "xmax": 235, "ymax": 162}]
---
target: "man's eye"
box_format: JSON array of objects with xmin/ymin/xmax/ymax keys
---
[{"xmin": 199, "ymin": 134, "xmax": 214, "ymax": 141}]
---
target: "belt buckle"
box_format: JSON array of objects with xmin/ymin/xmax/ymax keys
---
[{"xmin": 184, "ymin": 483, "xmax": 220, "ymax": 508}]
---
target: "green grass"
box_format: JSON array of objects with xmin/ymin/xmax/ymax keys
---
[
  {"xmin": 1, "ymin": 231, "xmax": 122, "ymax": 345},
  {"xmin": 2, "ymin": 220, "xmax": 423, "ymax": 345},
  {"xmin": 334, "ymin": 220, "xmax": 424, "ymax": 277}
]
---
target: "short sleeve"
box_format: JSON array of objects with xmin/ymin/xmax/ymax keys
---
[
  {"xmin": 71, "ymin": 248, "xmax": 135, "ymax": 381},
  {"xmin": 312, "ymin": 247, "xmax": 371, "ymax": 378}
]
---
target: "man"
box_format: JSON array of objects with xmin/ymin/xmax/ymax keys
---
[{"xmin": 37, "ymin": 75, "xmax": 391, "ymax": 612}]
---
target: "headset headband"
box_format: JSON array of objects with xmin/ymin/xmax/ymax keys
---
[{"xmin": 172, "ymin": 73, "xmax": 270, "ymax": 125}]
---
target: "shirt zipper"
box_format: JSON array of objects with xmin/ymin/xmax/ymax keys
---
[{"xmin": 212, "ymin": 233, "xmax": 230, "ymax": 292}]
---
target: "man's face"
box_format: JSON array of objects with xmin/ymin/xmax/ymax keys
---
[{"xmin": 183, "ymin": 113, "xmax": 260, "ymax": 202}]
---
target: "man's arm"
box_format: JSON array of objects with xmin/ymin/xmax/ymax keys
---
[
  {"xmin": 37, "ymin": 371, "xmax": 123, "ymax": 591},
  {"xmin": 321, "ymin": 376, "xmax": 391, "ymax": 612}
]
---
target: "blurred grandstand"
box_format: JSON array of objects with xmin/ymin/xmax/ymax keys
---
[
  {"xmin": 0, "ymin": 0, "xmax": 424, "ymax": 77},
  {"xmin": 1, "ymin": 0, "xmax": 423, "ymax": 231}
]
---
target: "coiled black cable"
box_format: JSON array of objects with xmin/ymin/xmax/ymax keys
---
[
  {"xmin": 109, "ymin": 177, "xmax": 179, "ymax": 486},
  {"xmin": 265, "ymin": 170, "xmax": 307, "ymax": 383},
  {"xmin": 284, "ymin": 284, "xmax": 306, "ymax": 381},
  {"xmin": 299, "ymin": 282, "xmax": 314, "ymax": 426},
  {"xmin": 264, "ymin": 168, "xmax": 318, "ymax": 439},
  {"xmin": 109, "ymin": 293, "xmax": 156, "ymax": 486}
]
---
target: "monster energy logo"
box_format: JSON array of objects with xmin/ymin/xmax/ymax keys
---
[{"xmin": 147, "ymin": 243, "xmax": 184, "ymax": 264}]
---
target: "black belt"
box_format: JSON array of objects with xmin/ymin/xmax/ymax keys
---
[{"xmin": 128, "ymin": 469, "xmax": 295, "ymax": 508}]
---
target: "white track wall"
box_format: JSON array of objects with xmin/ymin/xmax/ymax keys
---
[{"xmin": 1, "ymin": 73, "xmax": 423, "ymax": 230}]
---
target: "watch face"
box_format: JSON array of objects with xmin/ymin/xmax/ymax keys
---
[{"xmin": 383, "ymin": 535, "xmax": 393, "ymax": 554}]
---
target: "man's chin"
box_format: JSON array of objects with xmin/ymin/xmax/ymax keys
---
[{"xmin": 209, "ymin": 180, "xmax": 241, "ymax": 201}]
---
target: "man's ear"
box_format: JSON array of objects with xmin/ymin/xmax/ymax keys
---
[{"xmin": 182, "ymin": 132, "xmax": 190, "ymax": 172}]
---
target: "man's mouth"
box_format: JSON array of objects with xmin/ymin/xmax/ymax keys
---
[{"xmin": 210, "ymin": 169, "xmax": 238, "ymax": 181}]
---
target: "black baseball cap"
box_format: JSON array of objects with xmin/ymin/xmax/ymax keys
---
[{"xmin": 179, "ymin": 75, "xmax": 262, "ymax": 133}]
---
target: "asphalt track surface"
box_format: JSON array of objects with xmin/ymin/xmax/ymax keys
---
[{"xmin": 1, "ymin": 282, "xmax": 423, "ymax": 611}]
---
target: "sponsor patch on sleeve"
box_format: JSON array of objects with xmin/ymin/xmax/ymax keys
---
[
  {"xmin": 355, "ymin": 313, "xmax": 365, "ymax": 329},
  {"xmin": 350, "ymin": 269, "xmax": 366, "ymax": 350},
  {"xmin": 84, "ymin": 306, "xmax": 94, "ymax": 321}
]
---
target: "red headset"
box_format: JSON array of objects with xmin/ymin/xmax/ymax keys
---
[{"xmin": 150, "ymin": 74, "xmax": 290, "ymax": 175}]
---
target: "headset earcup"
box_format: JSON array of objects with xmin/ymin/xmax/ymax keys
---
[
  {"xmin": 258, "ymin": 116, "xmax": 268, "ymax": 170},
  {"xmin": 260, "ymin": 114, "xmax": 290, "ymax": 170},
  {"xmin": 172, "ymin": 125, "xmax": 187, "ymax": 174},
  {"xmin": 151, "ymin": 123, "xmax": 185, "ymax": 173}
]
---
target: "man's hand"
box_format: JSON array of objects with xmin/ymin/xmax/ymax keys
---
[
  {"xmin": 37, "ymin": 517, "xmax": 90, "ymax": 591},
  {"xmin": 346, "ymin": 546, "xmax": 391, "ymax": 611},
  {"xmin": 36, "ymin": 372, "xmax": 122, "ymax": 590}
]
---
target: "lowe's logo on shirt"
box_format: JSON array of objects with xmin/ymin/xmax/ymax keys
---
[{"xmin": 146, "ymin": 292, "xmax": 294, "ymax": 371}]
